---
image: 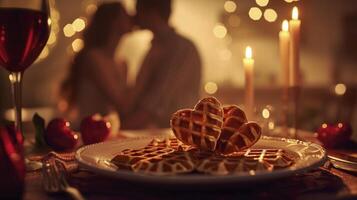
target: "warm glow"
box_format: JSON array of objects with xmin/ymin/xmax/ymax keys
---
[
  {"xmin": 322, "ymin": 123, "xmax": 328, "ymax": 128},
  {"xmin": 72, "ymin": 38, "xmax": 84, "ymax": 52},
  {"xmin": 47, "ymin": 18, "xmax": 52, "ymax": 26},
  {"xmin": 47, "ymin": 32, "xmax": 57, "ymax": 45},
  {"xmin": 264, "ymin": 9, "xmax": 277, "ymax": 22},
  {"xmin": 245, "ymin": 46, "xmax": 253, "ymax": 59},
  {"xmin": 72, "ymin": 18, "xmax": 86, "ymax": 32},
  {"xmin": 204, "ymin": 82, "xmax": 218, "ymax": 94},
  {"xmin": 292, "ymin": 6, "xmax": 299, "ymax": 20},
  {"xmin": 219, "ymin": 49, "xmax": 232, "ymax": 61},
  {"xmin": 256, "ymin": 0, "xmax": 269, "ymax": 7},
  {"xmin": 262, "ymin": 108, "xmax": 270, "ymax": 119},
  {"xmin": 282, "ymin": 20, "xmax": 289, "ymax": 31},
  {"xmin": 63, "ymin": 24, "xmax": 75, "ymax": 37},
  {"xmin": 228, "ymin": 15, "xmax": 241, "ymax": 27},
  {"xmin": 213, "ymin": 24, "xmax": 227, "ymax": 39},
  {"xmin": 38, "ymin": 46, "xmax": 49, "ymax": 59},
  {"xmin": 86, "ymin": 4, "xmax": 98, "ymax": 15},
  {"xmin": 268, "ymin": 122, "xmax": 275, "ymax": 130},
  {"xmin": 224, "ymin": 1, "xmax": 237, "ymax": 13},
  {"xmin": 249, "ymin": 7, "xmax": 262, "ymax": 21},
  {"xmin": 335, "ymin": 83, "xmax": 346, "ymax": 96},
  {"xmin": 285, "ymin": 0, "xmax": 294, "ymax": 2}
]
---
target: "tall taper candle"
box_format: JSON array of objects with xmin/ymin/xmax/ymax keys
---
[
  {"xmin": 280, "ymin": 20, "xmax": 290, "ymax": 87},
  {"xmin": 279, "ymin": 20, "xmax": 290, "ymax": 133},
  {"xmin": 243, "ymin": 46, "xmax": 254, "ymax": 119},
  {"xmin": 289, "ymin": 7, "xmax": 301, "ymax": 86}
]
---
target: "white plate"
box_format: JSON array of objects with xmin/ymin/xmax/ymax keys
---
[{"xmin": 75, "ymin": 134, "xmax": 327, "ymax": 187}]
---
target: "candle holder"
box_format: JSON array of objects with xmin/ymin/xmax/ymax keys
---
[
  {"xmin": 288, "ymin": 85, "xmax": 300, "ymax": 139},
  {"xmin": 280, "ymin": 86, "xmax": 290, "ymax": 137}
]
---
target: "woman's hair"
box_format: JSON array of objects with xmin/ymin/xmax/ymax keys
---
[
  {"xmin": 59, "ymin": 2, "xmax": 126, "ymax": 111},
  {"xmin": 83, "ymin": 2, "xmax": 127, "ymax": 48}
]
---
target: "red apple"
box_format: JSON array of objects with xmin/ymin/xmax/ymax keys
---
[
  {"xmin": 45, "ymin": 118, "xmax": 79, "ymax": 151},
  {"xmin": 80, "ymin": 114, "xmax": 111, "ymax": 145},
  {"xmin": 317, "ymin": 123, "xmax": 352, "ymax": 148}
]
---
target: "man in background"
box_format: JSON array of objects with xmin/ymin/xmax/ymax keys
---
[{"xmin": 122, "ymin": 0, "xmax": 202, "ymax": 129}]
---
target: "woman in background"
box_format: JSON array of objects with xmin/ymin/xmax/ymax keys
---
[{"xmin": 60, "ymin": 2, "xmax": 132, "ymax": 127}]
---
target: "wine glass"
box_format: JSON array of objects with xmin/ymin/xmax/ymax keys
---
[{"xmin": 0, "ymin": 0, "xmax": 50, "ymax": 169}]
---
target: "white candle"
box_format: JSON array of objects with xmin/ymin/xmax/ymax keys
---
[
  {"xmin": 279, "ymin": 20, "xmax": 290, "ymax": 87},
  {"xmin": 289, "ymin": 6, "xmax": 301, "ymax": 86},
  {"xmin": 243, "ymin": 46, "xmax": 254, "ymax": 119}
]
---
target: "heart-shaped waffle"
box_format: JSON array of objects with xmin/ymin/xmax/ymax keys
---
[
  {"xmin": 195, "ymin": 148, "xmax": 294, "ymax": 175},
  {"xmin": 171, "ymin": 97, "xmax": 262, "ymax": 154},
  {"xmin": 171, "ymin": 97, "xmax": 223, "ymax": 151},
  {"xmin": 216, "ymin": 105, "xmax": 262, "ymax": 154},
  {"xmin": 111, "ymin": 138, "xmax": 195, "ymax": 175}
]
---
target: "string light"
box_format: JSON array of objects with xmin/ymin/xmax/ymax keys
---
[
  {"xmin": 334, "ymin": 83, "xmax": 346, "ymax": 96},
  {"xmin": 264, "ymin": 9, "xmax": 278, "ymax": 22},
  {"xmin": 72, "ymin": 18, "xmax": 86, "ymax": 32},
  {"xmin": 224, "ymin": 1, "xmax": 237, "ymax": 13},
  {"xmin": 204, "ymin": 82, "xmax": 218, "ymax": 94},
  {"xmin": 256, "ymin": 0, "xmax": 269, "ymax": 7},
  {"xmin": 72, "ymin": 39, "xmax": 84, "ymax": 52},
  {"xmin": 262, "ymin": 108, "xmax": 270, "ymax": 119},
  {"xmin": 63, "ymin": 24, "xmax": 76, "ymax": 37},
  {"xmin": 213, "ymin": 24, "xmax": 227, "ymax": 39},
  {"xmin": 249, "ymin": 7, "xmax": 262, "ymax": 21}
]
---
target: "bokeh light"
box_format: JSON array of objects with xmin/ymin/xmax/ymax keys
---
[
  {"xmin": 86, "ymin": 4, "xmax": 98, "ymax": 15},
  {"xmin": 264, "ymin": 9, "xmax": 278, "ymax": 22},
  {"xmin": 204, "ymin": 82, "xmax": 218, "ymax": 94},
  {"xmin": 256, "ymin": 0, "xmax": 269, "ymax": 7},
  {"xmin": 262, "ymin": 108, "xmax": 270, "ymax": 119},
  {"xmin": 72, "ymin": 39, "xmax": 84, "ymax": 52},
  {"xmin": 72, "ymin": 18, "xmax": 86, "ymax": 32},
  {"xmin": 284, "ymin": 0, "xmax": 294, "ymax": 3},
  {"xmin": 228, "ymin": 15, "xmax": 241, "ymax": 27},
  {"xmin": 224, "ymin": 1, "xmax": 237, "ymax": 13},
  {"xmin": 63, "ymin": 24, "xmax": 76, "ymax": 37},
  {"xmin": 47, "ymin": 32, "xmax": 57, "ymax": 45},
  {"xmin": 334, "ymin": 83, "xmax": 347, "ymax": 96},
  {"xmin": 213, "ymin": 24, "xmax": 227, "ymax": 39},
  {"xmin": 249, "ymin": 7, "xmax": 262, "ymax": 21},
  {"xmin": 38, "ymin": 46, "xmax": 49, "ymax": 59},
  {"xmin": 268, "ymin": 122, "xmax": 275, "ymax": 130}
]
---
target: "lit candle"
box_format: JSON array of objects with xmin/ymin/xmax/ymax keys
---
[
  {"xmin": 289, "ymin": 6, "xmax": 301, "ymax": 86},
  {"xmin": 279, "ymin": 20, "xmax": 290, "ymax": 133},
  {"xmin": 243, "ymin": 46, "xmax": 254, "ymax": 119},
  {"xmin": 279, "ymin": 20, "xmax": 290, "ymax": 87}
]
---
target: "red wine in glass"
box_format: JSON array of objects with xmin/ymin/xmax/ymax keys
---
[
  {"xmin": 0, "ymin": 8, "xmax": 50, "ymax": 72},
  {"xmin": 0, "ymin": 0, "xmax": 50, "ymax": 142}
]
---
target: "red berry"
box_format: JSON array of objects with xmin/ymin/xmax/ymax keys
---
[
  {"xmin": 45, "ymin": 118, "xmax": 78, "ymax": 151},
  {"xmin": 80, "ymin": 114, "xmax": 111, "ymax": 145}
]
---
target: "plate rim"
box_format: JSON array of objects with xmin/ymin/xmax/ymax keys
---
[{"xmin": 75, "ymin": 136, "xmax": 327, "ymax": 185}]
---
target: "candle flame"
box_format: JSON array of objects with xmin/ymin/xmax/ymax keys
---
[
  {"xmin": 292, "ymin": 6, "xmax": 299, "ymax": 20},
  {"xmin": 245, "ymin": 46, "xmax": 252, "ymax": 59},
  {"xmin": 282, "ymin": 20, "xmax": 289, "ymax": 31}
]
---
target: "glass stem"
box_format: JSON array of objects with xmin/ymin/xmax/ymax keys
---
[{"xmin": 9, "ymin": 72, "xmax": 23, "ymax": 136}]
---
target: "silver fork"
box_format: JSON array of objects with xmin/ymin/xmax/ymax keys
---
[{"xmin": 42, "ymin": 159, "xmax": 85, "ymax": 200}]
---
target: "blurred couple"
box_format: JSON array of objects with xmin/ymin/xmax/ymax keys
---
[{"xmin": 60, "ymin": 0, "xmax": 202, "ymax": 129}]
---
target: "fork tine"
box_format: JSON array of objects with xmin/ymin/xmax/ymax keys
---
[
  {"xmin": 55, "ymin": 160, "xmax": 69, "ymax": 188},
  {"xmin": 42, "ymin": 160, "xmax": 58, "ymax": 192},
  {"xmin": 48, "ymin": 160, "xmax": 61, "ymax": 192}
]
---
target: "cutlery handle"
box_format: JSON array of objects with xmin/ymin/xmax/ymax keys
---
[{"xmin": 65, "ymin": 187, "xmax": 85, "ymax": 200}]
